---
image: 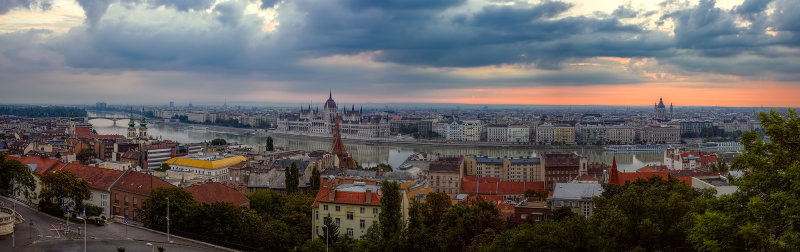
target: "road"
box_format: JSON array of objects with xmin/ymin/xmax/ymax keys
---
[{"xmin": 0, "ymin": 197, "xmax": 225, "ymax": 252}]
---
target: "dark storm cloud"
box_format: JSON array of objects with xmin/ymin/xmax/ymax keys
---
[
  {"xmin": 612, "ymin": 5, "xmax": 638, "ymax": 19},
  {"xmin": 259, "ymin": 0, "xmax": 280, "ymax": 9},
  {"xmin": 151, "ymin": 0, "xmax": 215, "ymax": 11},
  {"xmin": 0, "ymin": 0, "xmax": 51, "ymax": 14},
  {"xmin": 4, "ymin": 0, "xmax": 800, "ymax": 100}
]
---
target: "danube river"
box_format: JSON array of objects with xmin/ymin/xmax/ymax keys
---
[{"xmin": 88, "ymin": 111, "xmax": 662, "ymax": 172}]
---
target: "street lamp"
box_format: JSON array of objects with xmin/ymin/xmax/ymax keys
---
[
  {"xmin": 322, "ymin": 224, "xmax": 329, "ymax": 252},
  {"xmin": 76, "ymin": 212, "xmax": 86, "ymax": 252},
  {"xmin": 146, "ymin": 242, "xmax": 154, "ymax": 252}
]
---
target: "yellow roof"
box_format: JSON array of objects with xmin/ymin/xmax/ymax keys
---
[{"xmin": 163, "ymin": 155, "xmax": 247, "ymax": 170}]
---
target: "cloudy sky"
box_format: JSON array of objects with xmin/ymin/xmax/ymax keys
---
[{"xmin": 0, "ymin": 0, "xmax": 798, "ymax": 106}]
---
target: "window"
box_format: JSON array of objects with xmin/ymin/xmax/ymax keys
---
[
  {"xmin": 133, "ymin": 198, "xmax": 137, "ymax": 205},
  {"xmin": 323, "ymin": 205, "xmax": 328, "ymax": 211},
  {"xmin": 124, "ymin": 209, "xmax": 128, "ymax": 216},
  {"xmin": 115, "ymin": 194, "xmax": 119, "ymax": 201},
  {"xmin": 360, "ymin": 207, "xmax": 365, "ymax": 214},
  {"xmin": 335, "ymin": 218, "xmax": 340, "ymax": 226},
  {"xmin": 554, "ymin": 201, "xmax": 563, "ymax": 207},
  {"xmin": 360, "ymin": 220, "xmax": 365, "ymax": 229},
  {"xmin": 347, "ymin": 228, "xmax": 354, "ymax": 238},
  {"xmin": 335, "ymin": 206, "xmax": 341, "ymax": 212},
  {"xmin": 347, "ymin": 211, "xmax": 354, "ymax": 220},
  {"xmin": 316, "ymin": 211, "xmax": 319, "ymax": 220},
  {"xmin": 583, "ymin": 203, "xmax": 590, "ymax": 217},
  {"xmin": 125, "ymin": 196, "xmax": 129, "ymax": 203},
  {"xmin": 373, "ymin": 208, "xmax": 378, "ymax": 215}
]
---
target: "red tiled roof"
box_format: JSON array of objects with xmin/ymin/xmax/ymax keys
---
[
  {"xmin": 186, "ymin": 182, "xmax": 249, "ymax": 207},
  {"xmin": 7, "ymin": 155, "xmax": 61, "ymax": 175},
  {"xmin": 576, "ymin": 174, "xmax": 599, "ymax": 182},
  {"xmin": 637, "ymin": 165, "xmax": 670, "ymax": 173},
  {"xmin": 75, "ymin": 127, "xmax": 92, "ymax": 137},
  {"xmin": 61, "ymin": 163, "xmax": 125, "ymax": 191},
  {"xmin": 700, "ymin": 155, "xmax": 718, "ymax": 164},
  {"xmin": 312, "ymin": 187, "xmax": 382, "ymax": 207},
  {"xmin": 111, "ymin": 170, "xmax": 175, "ymax": 196},
  {"xmin": 462, "ymin": 176, "xmax": 501, "ymax": 183},
  {"xmin": 74, "ymin": 127, "xmax": 124, "ymax": 140},
  {"xmin": 460, "ymin": 178, "xmax": 544, "ymax": 195},
  {"xmin": 609, "ymin": 156, "xmax": 669, "ymax": 185}
]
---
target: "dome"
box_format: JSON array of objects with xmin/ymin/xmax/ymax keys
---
[{"xmin": 325, "ymin": 91, "xmax": 337, "ymax": 109}]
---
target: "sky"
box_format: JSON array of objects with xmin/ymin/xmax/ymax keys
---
[{"xmin": 0, "ymin": 0, "xmax": 799, "ymax": 107}]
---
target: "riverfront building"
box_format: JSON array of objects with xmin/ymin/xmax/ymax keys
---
[{"xmin": 276, "ymin": 92, "xmax": 390, "ymax": 138}]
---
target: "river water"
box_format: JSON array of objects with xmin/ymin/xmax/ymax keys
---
[{"xmin": 87, "ymin": 111, "xmax": 663, "ymax": 172}]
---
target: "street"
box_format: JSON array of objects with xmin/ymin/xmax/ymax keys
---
[{"xmin": 0, "ymin": 197, "xmax": 224, "ymax": 251}]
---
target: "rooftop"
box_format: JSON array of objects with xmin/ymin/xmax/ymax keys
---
[
  {"xmin": 186, "ymin": 182, "xmax": 249, "ymax": 207},
  {"xmin": 550, "ymin": 183, "xmax": 604, "ymax": 200},
  {"xmin": 163, "ymin": 153, "xmax": 246, "ymax": 170}
]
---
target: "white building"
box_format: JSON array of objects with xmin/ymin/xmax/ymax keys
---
[
  {"xmin": 605, "ymin": 125, "xmax": 635, "ymax": 144},
  {"xmin": 507, "ymin": 125, "xmax": 530, "ymax": 143},
  {"xmin": 486, "ymin": 125, "xmax": 508, "ymax": 142},
  {"xmin": 536, "ymin": 124, "xmax": 555, "ymax": 144},
  {"xmin": 461, "ymin": 119, "xmax": 484, "ymax": 142},
  {"xmin": 277, "ymin": 93, "xmax": 389, "ymax": 139}
]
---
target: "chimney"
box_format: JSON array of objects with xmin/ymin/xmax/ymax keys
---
[
  {"xmin": 328, "ymin": 188, "xmax": 335, "ymax": 201},
  {"xmin": 365, "ymin": 189, "xmax": 372, "ymax": 204}
]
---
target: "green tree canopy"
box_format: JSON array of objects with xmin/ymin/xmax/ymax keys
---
[
  {"xmin": 248, "ymin": 189, "xmax": 286, "ymax": 220},
  {"xmin": 76, "ymin": 148, "xmax": 96, "ymax": 165},
  {"xmin": 310, "ymin": 165, "xmax": 321, "ymax": 192},
  {"xmin": 157, "ymin": 163, "xmax": 171, "ymax": 172},
  {"xmin": 266, "ymin": 136, "xmax": 274, "ymax": 151},
  {"xmin": 210, "ymin": 138, "xmax": 227, "ymax": 146},
  {"xmin": 285, "ymin": 161, "xmax": 300, "ymax": 194},
  {"xmin": 690, "ymin": 109, "xmax": 800, "ymax": 250},
  {"xmin": 138, "ymin": 187, "xmax": 197, "ymax": 229},
  {"xmin": 0, "ymin": 153, "xmax": 36, "ymax": 199},
  {"xmin": 40, "ymin": 169, "xmax": 91, "ymax": 211}
]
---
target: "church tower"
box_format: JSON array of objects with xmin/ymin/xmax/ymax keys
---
[
  {"xmin": 68, "ymin": 114, "xmax": 76, "ymax": 137},
  {"xmin": 331, "ymin": 113, "xmax": 357, "ymax": 169},
  {"xmin": 138, "ymin": 109, "xmax": 148, "ymax": 139},
  {"xmin": 127, "ymin": 112, "xmax": 137, "ymax": 138},
  {"xmin": 670, "ymin": 103, "xmax": 674, "ymax": 119}
]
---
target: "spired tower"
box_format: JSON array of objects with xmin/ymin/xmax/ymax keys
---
[
  {"xmin": 331, "ymin": 113, "xmax": 357, "ymax": 169},
  {"xmin": 138, "ymin": 110, "xmax": 148, "ymax": 139},
  {"xmin": 323, "ymin": 90, "xmax": 338, "ymax": 123},
  {"xmin": 127, "ymin": 112, "xmax": 137, "ymax": 138},
  {"xmin": 68, "ymin": 114, "xmax": 76, "ymax": 137}
]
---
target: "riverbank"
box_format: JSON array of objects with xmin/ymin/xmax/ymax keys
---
[{"xmin": 158, "ymin": 120, "xmax": 605, "ymax": 149}]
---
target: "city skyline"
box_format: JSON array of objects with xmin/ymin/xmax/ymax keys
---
[{"xmin": 1, "ymin": 0, "xmax": 799, "ymax": 106}]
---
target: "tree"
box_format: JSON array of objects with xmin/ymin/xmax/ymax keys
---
[
  {"xmin": 40, "ymin": 170, "xmax": 91, "ymax": 211},
  {"xmin": 210, "ymin": 138, "xmax": 227, "ymax": 146},
  {"xmin": 248, "ymin": 189, "xmax": 286, "ymax": 220},
  {"xmin": 157, "ymin": 163, "xmax": 171, "ymax": 172},
  {"xmin": 76, "ymin": 148, "xmax": 96, "ymax": 165},
  {"xmin": 310, "ymin": 165, "xmax": 321, "ymax": 192},
  {"xmin": 320, "ymin": 214, "xmax": 340, "ymax": 243},
  {"xmin": 138, "ymin": 187, "xmax": 197, "ymax": 230},
  {"xmin": 591, "ymin": 176, "xmax": 707, "ymax": 251},
  {"xmin": 284, "ymin": 161, "xmax": 299, "ymax": 194},
  {"xmin": 84, "ymin": 204, "xmax": 104, "ymax": 218},
  {"xmin": 440, "ymin": 198, "xmax": 504, "ymax": 251},
  {"xmin": 266, "ymin": 136, "xmax": 274, "ymax": 151},
  {"xmin": 551, "ymin": 206, "xmax": 576, "ymax": 221},
  {"xmin": 423, "ymin": 191, "xmax": 451, "ymax": 230},
  {"xmin": 379, "ymin": 180, "xmax": 403, "ymax": 240},
  {"xmin": 690, "ymin": 109, "xmax": 800, "ymax": 250},
  {"xmin": 0, "ymin": 153, "xmax": 36, "ymax": 199}
]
